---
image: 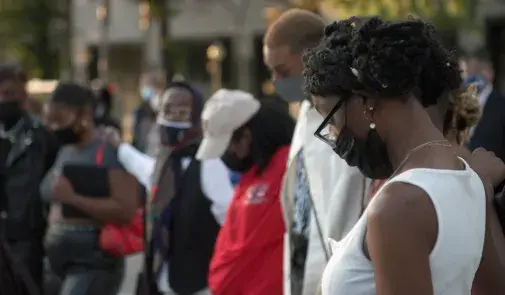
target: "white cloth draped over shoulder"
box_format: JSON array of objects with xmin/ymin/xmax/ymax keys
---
[
  {"xmin": 281, "ymin": 100, "xmax": 369, "ymax": 295},
  {"xmin": 117, "ymin": 142, "xmax": 233, "ymax": 226}
]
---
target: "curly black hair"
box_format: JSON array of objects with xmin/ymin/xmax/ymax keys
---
[
  {"xmin": 418, "ymin": 24, "xmax": 461, "ymax": 107},
  {"xmin": 304, "ymin": 16, "xmax": 445, "ymax": 106},
  {"xmin": 302, "ymin": 18, "xmax": 361, "ymax": 100}
]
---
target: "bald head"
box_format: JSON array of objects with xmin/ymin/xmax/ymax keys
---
[
  {"xmin": 264, "ymin": 9, "xmax": 325, "ymax": 53},
  {"xmin": 263, "ymin": 9, "xmax": 325, "ymax": 106}
]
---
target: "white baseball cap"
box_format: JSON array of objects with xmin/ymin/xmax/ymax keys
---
[{"xmin": 196, "ymin": 89, "xmax": 260, "ymax": 160}]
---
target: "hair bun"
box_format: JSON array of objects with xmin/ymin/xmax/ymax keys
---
[
  {"xmin": 323, "ymin": 21, "xmax": 357, "ymax": 50},
  {"xmin": 303, "ymin": 20, "xmax": 361, "ymax": 98},
  {"xmin": 349, "ymin": 17, "xmax": 432, "ymax": 97}
]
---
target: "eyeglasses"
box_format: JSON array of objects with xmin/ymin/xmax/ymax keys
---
[{"xmin": 314, "ymin": 98, "xmax": 346, "ymax": 149}]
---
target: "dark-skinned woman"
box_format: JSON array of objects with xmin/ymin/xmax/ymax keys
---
[{"xmin": 40, "ymin": 83, "xmax": 139, "ymax": 295}]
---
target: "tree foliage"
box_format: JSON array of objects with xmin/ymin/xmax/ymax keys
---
[
  {"xmin": 308, "ymin": 0, "xmax": 479, "ymax": 29},
  {"xmin": 0, "ymin": 0, "xmax": 68, "ymax": 78}
]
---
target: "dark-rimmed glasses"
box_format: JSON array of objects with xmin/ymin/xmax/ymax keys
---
[{"xmin": 314, "ymin": 98, "xmax": 346, "ymax": 149}]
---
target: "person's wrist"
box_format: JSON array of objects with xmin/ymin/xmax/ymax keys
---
[{"xmin": 64, "ymin": 193, "xmax": 81, "ymax": 206}]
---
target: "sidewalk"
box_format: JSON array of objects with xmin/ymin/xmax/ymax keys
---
[{"xmin": 118, "ymin": 253, "xmax": 143, "ymax": 295}]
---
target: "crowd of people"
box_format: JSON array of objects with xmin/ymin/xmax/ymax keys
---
[{"xmin": 3, "ymin": 8, "xmax": 505, "ymax": 295}]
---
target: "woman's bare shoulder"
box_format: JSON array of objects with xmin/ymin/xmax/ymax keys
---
[{"xmin": 367, "ymin": 181, "xmax": 438, "ymax": 251}]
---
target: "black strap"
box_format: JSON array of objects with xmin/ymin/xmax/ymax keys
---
[
  {"xmin": 306, "ymin": 193, "xmax": 330, "ymax": 262},
  {"xmin": 300, "ymin": 155, "xmax": 330, "ymax": 262}
]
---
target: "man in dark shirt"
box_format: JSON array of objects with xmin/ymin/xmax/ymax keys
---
[{"xmin": 0, "ymin": 63, "xmax": 59, "ymax": 293}]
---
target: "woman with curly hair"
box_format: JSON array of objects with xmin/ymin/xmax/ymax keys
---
[
  {"xmin": 443, "ymin": 85, "xmax": 481, "ymax": 145},
  {"xmin": 303, "ymin": 16, "xmax": 505, "ymax": 294}
]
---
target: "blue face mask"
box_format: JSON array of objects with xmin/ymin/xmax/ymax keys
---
[
  {"xmin": 141, "ymin": 87, "xmax": 154, "ymax": 101},
  {"xmin": 464, "ymin": 75, "xmax": 488, "ymax": 93},
  {"xmin": 273, "ymin": 76, "xmax": 305, "ymax": 102}
]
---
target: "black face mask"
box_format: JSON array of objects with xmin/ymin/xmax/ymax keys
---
[
  {"xmin": 53, "ymin": 126, "xmax": 81, "ymax": 145},
  {"xmin": 0, "ymin": 101, "xmax": 23, "ymax": 129},
  {"xmin": 333, "ymin": 125, "xmax": 393, "ymax": 179},
  {"xmin": 159, "ymin": 126, "xmax": 189, "ymax": 147},
  {"xmin": 221, "ymin": 151, "xmax": 254, "ymax": 173}
]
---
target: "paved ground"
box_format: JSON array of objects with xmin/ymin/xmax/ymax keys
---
[{"xmin": 118, "ymin": 254, "xmax": 143, "ymax": 295}]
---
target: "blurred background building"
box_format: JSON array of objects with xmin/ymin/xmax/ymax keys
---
[{"xmin": 1, "ymin": 0, "xmax": 505, "ymax": 140}]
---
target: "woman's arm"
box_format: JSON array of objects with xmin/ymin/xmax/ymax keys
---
[
  {"xmin": 117, "ymin": 143, "xmax": 155, "ymax": 188},
  {"xmin": 367, "ymin": 183, "xmax": 436, "ymax": 295},
  {"xmin": 53, "ymin": 170, "xmax": 139, "ymax": 225},
  {"xmin": 201, "ymin": 158, "xmax": 234, "ymax": 225}
]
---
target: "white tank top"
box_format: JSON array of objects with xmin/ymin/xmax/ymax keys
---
[{"xmin": 321, "ymin": 158, "xmax": 486, "ymax": 295}]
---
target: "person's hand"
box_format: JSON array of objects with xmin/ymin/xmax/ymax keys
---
[
  {"xmin": 102, "ymin": 126, "xmax": 121, "ymax": 148},
  {"xmin": 470, "ymin": 148, "xmax": 505, "ymax": 188},
  {"xmin": 52, "ymin": 174, "xmax": 76, "ymax": 204}
]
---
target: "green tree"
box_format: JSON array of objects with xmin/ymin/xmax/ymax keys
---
[
  {"xmin": 0, "ymin": 0, "xmax": 69, "ymax": 78},
  {"xmin": 320, "ymin": 0, "xmax": 478, "ymax": 29},
  {"xmin": 290, "ymin": 0, "xmax": 322, "ymax": 13}
]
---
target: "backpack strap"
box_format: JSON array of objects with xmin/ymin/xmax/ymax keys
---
[{"xmin": 95, "ymin": 143, "xmax": 106, "ymax": 165}]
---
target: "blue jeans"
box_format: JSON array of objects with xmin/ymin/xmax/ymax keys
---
[{"xmin": 45, "ymin": 224, "xmax": 124, "ymax": 295}]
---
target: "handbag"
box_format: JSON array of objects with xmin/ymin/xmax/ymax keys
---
[
  {"xmin": 94, "ymin": 143, "xmax": 144, "ymax": 257},
  {"xmin": 99, "ymin": 210, "xmax": 144, "ymax": 257}
]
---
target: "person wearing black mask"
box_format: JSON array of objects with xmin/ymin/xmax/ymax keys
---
[
  {"xmin": 0, "ymin": 63, "xmax": 60, "ymax": 293},
  {"xmin": 40, "ymin": 82, "xmax": 139, "ymax": 295},
  {"xmin": 196, "ymin": 89, "xmax": 294, "ymax": 295},
  {"xmin": 104, "ymin": 82, "xmax": 234, "ymax": 295}
]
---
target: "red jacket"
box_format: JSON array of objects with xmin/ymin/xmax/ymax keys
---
[{"xmin": 209, "ymin": 146, "xmax": 289, "ymax": 295}]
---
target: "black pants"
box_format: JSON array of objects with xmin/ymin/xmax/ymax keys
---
[
  {"xmin": 9, "ymin": 239, "xmax": 44, "ymax": 294},
  {"xmin": 45, "ymin": 225, "xmax": 124, "ymax": 295}
]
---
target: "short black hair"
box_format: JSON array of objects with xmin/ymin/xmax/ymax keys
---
[
  {"xmin": 305, "ymin": 17, "xmax": 438, "ymax": 104},
  {"xmin": 232, "ymin": 102, "xmax": 294, "ymax": 173},
  {"xmin": 49, "ymin": 82, "xmax": 94, "ymax": 108}
]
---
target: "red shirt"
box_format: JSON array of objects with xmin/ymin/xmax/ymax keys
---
[{"xmin": 209, "ymin": 146, "xmax": 289, "ymax": 295}]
